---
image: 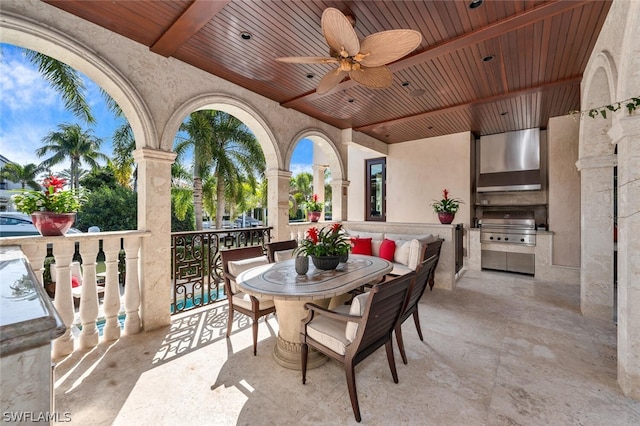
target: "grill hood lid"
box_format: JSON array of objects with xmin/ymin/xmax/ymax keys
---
[{"xmin": 477, "ymin": 128, "xmax": 541, "ymax": 192}]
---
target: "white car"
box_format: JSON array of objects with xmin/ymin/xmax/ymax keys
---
[{"xmin": 0, "ymin": 212, "xmax": 81, "ymax": 237}]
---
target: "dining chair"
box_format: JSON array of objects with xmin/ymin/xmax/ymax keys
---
[
  {"xmin": 423, "ymin": 238, "xmax": 444, "ymax": 289},
  {"xmin": 265, "ymin": 239, "xmax": 298, "ymax": 263},
  {"xmin": 300, "ymin": 271, "xmax": 415, "ymax": 422},
  {"xmin": 395, "ymin": 254, "xmax": 439, "ymax": 364},
  {"xmin": 221, "ymin": 246, "xmax": 275, "ymax": 356}
]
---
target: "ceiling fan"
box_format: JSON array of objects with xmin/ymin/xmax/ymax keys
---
[{"xmin": 276, "ymin": 8, "xmax": 422, "ymax": 95}]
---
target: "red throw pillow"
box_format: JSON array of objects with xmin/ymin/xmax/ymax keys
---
[
  {"xmin": 71, "ymin": 276, "xmax": 81, "ymax": 288},
  {"xmin": 351, "ymin": 237, "xmax": 372, "ymax": 255},
  {"xmin": 379, "ymin": 239, "xmax": 396, "ymax": 261}
]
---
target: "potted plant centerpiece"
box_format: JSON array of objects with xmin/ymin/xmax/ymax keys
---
[
  {"xmin": 306, "ymin": 194, "xmax": 323, "ymax": 222},
  {"xmin": 432, "ymin": 188, "xmax": 463, "ymax": 224},
  {"xmin": 11, "ymin": 175, "xmax": 86, "ymax": 236},
  {"xmin": 294, "ymin": 223, "xmax": 351, "ymax": 270}
]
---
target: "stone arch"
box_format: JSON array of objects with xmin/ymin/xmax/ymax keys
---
[
  {"xmin": 286, "ymin": 129, "xmax": 346, "ymax": 221},
  {"xmin": 580, "ymin": 51, "xmax": 617, "ymax": 157},
  {"xmin": 161, "ymin": 94, "xmax": 281, "ymax": 171},
  {"xmin": 0, "ymin": 13, "xmax": 157, "ymax": 151},
  {"xmin": 285, "ymin": 129, "xmax": 345, "ymax": 181}
]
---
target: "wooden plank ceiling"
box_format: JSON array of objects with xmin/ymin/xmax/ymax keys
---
[{"xmin": 44, "ymin": 0, "xmax": 612, "ymax": 144}]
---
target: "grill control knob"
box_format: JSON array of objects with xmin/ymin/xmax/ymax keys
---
[
  {"xmin": 504, "ymin": 237, "xmax": 509, "ymax": 241},
  {"xmin": 489, "ymin": 236, "xmax": 494, "ymax": 240},
  {"xmin": 497, "ymin": 237, "xmax": 501, "ymax": 241},
  {"xmin": 521, "ymin": 238, "xmax": 525, "ymax": 242}
]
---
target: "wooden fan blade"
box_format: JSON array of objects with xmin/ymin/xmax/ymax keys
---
[
  {"xmin": 359, "ymin": 30, "xmax": 422, "ymax": 68},
  {"xmin": 349, "ymin": 65, "xmax": 393, "ymax": 89},
  {"xmin": 276, "ymin": 56, "xmax": 338, "ymax": 64},
  {"xmin": 317, "ymin": 68, "xmax": 347, "ymax": 95},
  {"xmin": 322, "ymin": 8, "xmax": 360, "ymax": 57}
]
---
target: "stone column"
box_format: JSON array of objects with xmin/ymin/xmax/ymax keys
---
[
  {"xmin": 330, "ymin": 179, "xmax": 349, "ymax": 221},
  {"xmin": 576, "ymin": 155, "xmax": 616, "ymax": 319},
  {"xmin": 266, "ymin": 168, "xmax": 292, "ymax": 241},
  {"xmin": 312, "ymin": 164, "xmax": 327, "ymax": 220},
  {"xmin": 609, "ymin": 116, "xmax": 640, "ymax": 399},
  {"xmin": 133, "ymin": 147, "xmax": 176, "ymax": 331}
]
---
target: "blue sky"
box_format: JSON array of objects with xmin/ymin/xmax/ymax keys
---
[{"xmin": 0, "ymin": 43, "xmax": 313, "ymax": 176}]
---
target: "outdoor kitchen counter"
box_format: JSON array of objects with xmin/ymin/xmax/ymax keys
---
[{"xmin": 468, "ymin": 229, "xmax": 579, "ymax": 284}]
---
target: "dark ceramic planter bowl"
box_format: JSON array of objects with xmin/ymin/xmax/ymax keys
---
[{"xmin": 311, "ymin": 255, "xmax": 342, "ymax": 270}]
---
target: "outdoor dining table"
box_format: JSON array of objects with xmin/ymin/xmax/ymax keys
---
[{"xmin": 235, "ymin": 254, "xmax": 393, "ymax": 370}]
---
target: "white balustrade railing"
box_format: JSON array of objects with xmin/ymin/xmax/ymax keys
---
[{"xmin": 0, "ymin": 231, "xmax": 149, "ymax": 359}]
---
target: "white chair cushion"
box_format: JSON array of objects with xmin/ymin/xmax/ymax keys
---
[
  {"xmin": 274, "ymin": 249, "xmax": 296, "ymax": 262},
  {"xmin": 345, "ymin": 292, "xmax": 368, "ymax": 342},
  {"xmin": 228, "ymin": 256, "xmax": 268, "ymax": 293},
  {"xmin": 306, "ymin": 315, "xmax": 350, "ymax": 355},
  {"xmin": 232, "ymin": 292, "xmax": 275, "ymax": 310}
]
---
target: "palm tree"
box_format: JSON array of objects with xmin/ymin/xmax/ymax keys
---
[
  {"xmin": 1, "ymin": 162, "xmax": 42, "ymax": 190},
  {"xmin": 110, "ymin": 122, "xmax": 136, "ymax": 189},
  {"xmin": 37, "ymin": 123, "xmax": 109, "ymax": 189},
  {"xmin": 175, "ymin": 110, "xmax": 265, "ymax": 230},
  {"xmin": 23, "ymin": 49, "xmax": 95, "ymax": 124}
]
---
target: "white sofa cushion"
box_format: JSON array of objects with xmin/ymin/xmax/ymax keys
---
[
  {"xmin": 393, "ymin": 239, "xmax": 412, "ymax": 265},
  {"xmin": 390, "ymin": 263, "xmax": 413, "ymax": 276},
  {"xmin": 228, "ymin": 256, "xmax": 269, "ymax": 293}
]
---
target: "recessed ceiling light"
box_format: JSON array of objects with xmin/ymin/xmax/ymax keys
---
[
  {"xmin": 306, "ymin": 73, "xmax": 315, "ymax": 79},
  {"xmin": 347, "ymin": 98, "xmax": 355, "ymax": 103},
  {"xmin": 402, "ymin": 81, "xmax": 410, "ymax": 87},
  {"xmin": 240, "ymin": 32, "xmax": 252, "ymax": 40},
  {"xmin": 500, "ymin": 112, "xmax": 508, "ymax": 116},
  {"xmin": 482, "ymin": 54, "xmax": 495, "ymax": 62},
  {"xmin": 468, "ymin": 0, "xmax": 484, "ymax": 9},
  {"xmin": 427, "ymin": 126, "xmax": 434, "ymax": 130}
]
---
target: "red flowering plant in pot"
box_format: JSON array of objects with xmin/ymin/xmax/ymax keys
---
[
  {"xmin": 11, "ymin": 175, "xmax": 87, "ymax": 236},
  {"xmin": 431, "ymin": 188, "xmax": 463, "ymax": 224},
  {"xmin": 305, "ymin": 194, "xmax": 323, "ymax": 222},
  {"xmin": 294, "ymin": 223, "xmax": 351, "ymax": 270}
]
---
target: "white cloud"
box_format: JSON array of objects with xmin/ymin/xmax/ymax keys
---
[
  {"xmin": 290, "ymin": 162, "xmax": 312, "ymax": 176},
  {"xmin": 0, "ymin": 58, "xmax": 58, "ymax": 111}
]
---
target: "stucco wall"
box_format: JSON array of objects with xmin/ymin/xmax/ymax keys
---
[
  {"xmin": 347, "ymin": 132, "xmax": 472, "ymax": 227},
  {"xmin": 387, "ymin": 132, "xmax": 472, "ymax": 226},
  {"xmin": 548, "ymin": 115, "xmax": 581, "ymax": 267}
]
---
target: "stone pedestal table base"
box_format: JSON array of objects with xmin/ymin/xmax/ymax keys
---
[{"xmin": 272, "ymin": 298, "xmax": 330, "ymax": 370}]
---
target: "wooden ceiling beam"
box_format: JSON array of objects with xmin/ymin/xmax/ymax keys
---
[
  {"xmin": 354, "ymin": 75, "xmax": 582, "ymax": 133},
  {"xmin": 281, "ymin": 0, "xmax": 591, "ymax": 108},
  {"xmin": 150, "ymin": 0, "xmax": 229, "ymax": 57}
]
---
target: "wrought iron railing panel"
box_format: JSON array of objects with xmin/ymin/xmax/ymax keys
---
[{"xmin": 171, "ymin": 227, "xmax": 271, "ymax": 314}]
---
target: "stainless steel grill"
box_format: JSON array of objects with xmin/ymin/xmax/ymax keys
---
[{"xmin": 479, "ymin": 210, "xmax": 536, "ymax": 246}]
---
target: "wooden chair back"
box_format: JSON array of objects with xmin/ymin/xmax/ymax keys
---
[
  {"xmin": 265, "ymin": 239, "xmax": 298, "ymax": 263},
  {"xmin": 422, "ymin": 238, "xmax": 444, "ymax": 289},
  {"xmin": 348, "ymin": 271, "xmax": 415, "ymax": 365},
  {"xmin": 221, "ymin": 246, "xmax": 265, "ymax": 293}
]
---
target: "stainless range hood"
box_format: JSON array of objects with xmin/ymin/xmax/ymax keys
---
[{"xmin": 477, "ymin": 128, "xmax": 541, "ymax": 192}]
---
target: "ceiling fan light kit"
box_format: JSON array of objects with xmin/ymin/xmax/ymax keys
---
[{"xmin": 276, "ymin": 7, "xmax": 422, "ymax": 95}]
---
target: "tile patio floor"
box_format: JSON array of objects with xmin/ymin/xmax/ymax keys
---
[{"xmin": 53, "ymin": 269, "xmax": 640, "ymax": 425}]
